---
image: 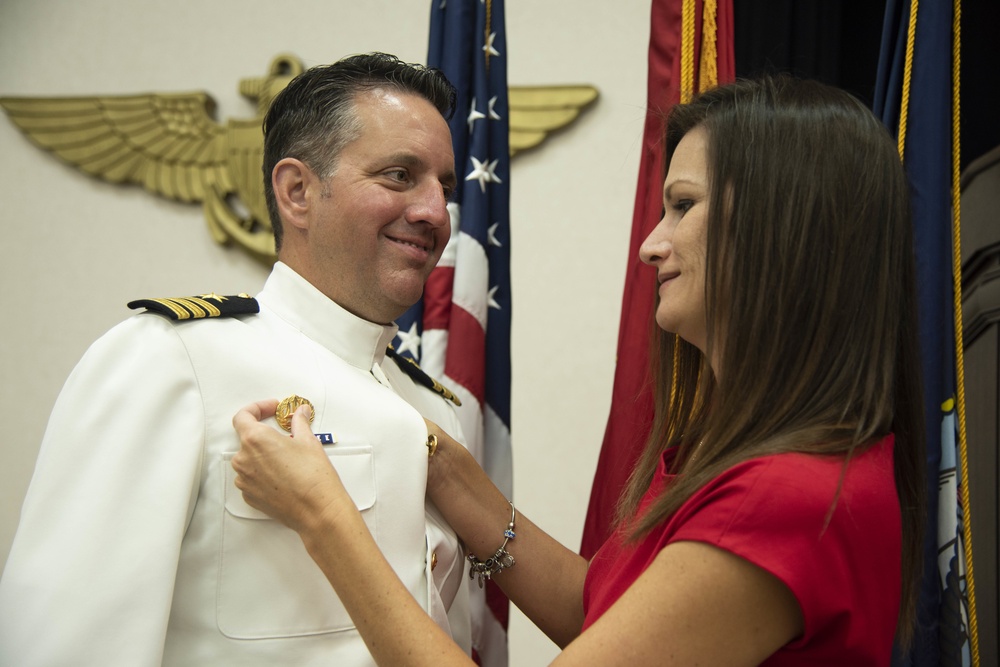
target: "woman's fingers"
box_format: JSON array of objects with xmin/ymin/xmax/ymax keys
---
[
  {"xmin": 290, "ymin": 403, "xmax": 314, "ymax": 440},
  {"xmin": 230, "ymin": 399, "xmax": 346, "ymax": 533},
  {"xmin": 232, "ymin": 398, "xmax": 280, "ymax": 430}
]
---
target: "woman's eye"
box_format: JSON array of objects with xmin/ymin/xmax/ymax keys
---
[{"xmin": 673, "ymin": 199, "xmax": 694, "ymax": 214}]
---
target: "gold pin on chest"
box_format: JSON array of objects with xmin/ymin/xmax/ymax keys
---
[{"xmin": 275, "ymin": 395, "xmax": 315, "ymax": 432}]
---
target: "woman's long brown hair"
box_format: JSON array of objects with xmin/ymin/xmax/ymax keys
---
[{"xmin": 616, "ymin": 76, "xmax": 926, "ymax": 648}]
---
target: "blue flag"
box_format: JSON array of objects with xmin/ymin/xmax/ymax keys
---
[{"xmin": 874, "ymin": 1, "xmax": 974, "ymax": 665}]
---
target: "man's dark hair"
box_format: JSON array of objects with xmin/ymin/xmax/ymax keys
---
[{"xmin": 262, "ymin": 52, "xmax": 456, "ymax": 250}]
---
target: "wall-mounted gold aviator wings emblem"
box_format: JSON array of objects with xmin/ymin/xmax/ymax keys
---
[
  {"xmin": 1, "ymin": 55, "xmax": 597, "ymax": 262},
  {"xmin": 1, "ymin": 54, "xmax": 303, "ymax": 263},
  {"xmin": 508, "ymin": 85, "xmax": 597, "ymax": 157}
]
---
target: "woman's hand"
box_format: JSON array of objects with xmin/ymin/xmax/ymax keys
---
[{"xmin": 231, "ymin": 399, "xmax": 348, "ymax": 535}]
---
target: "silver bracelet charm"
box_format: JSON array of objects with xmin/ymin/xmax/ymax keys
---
[{"xmin": 467, "ymin": 501, "xmax": 516, "ymax": 588}]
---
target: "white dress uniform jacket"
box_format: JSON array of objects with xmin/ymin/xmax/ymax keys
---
[{"xmin": 0, "ymin": 262, "xmax": 471, "ymax": 666}]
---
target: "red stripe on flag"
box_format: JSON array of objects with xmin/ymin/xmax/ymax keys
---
[
  {"xmin": 423, "ymin": 266, "xmax": 455, "ymax": 330},
  {"xmin": 444, "ymin": 305, "xmax": 486, "ymax": 405}
]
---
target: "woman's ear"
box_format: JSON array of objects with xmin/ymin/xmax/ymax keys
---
[{"xmin": 272, "ymin": 158, "xmax": 316, "ymax": 231}]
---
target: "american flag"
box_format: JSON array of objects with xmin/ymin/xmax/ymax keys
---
[{"xmin": 395, "ymin": 1, "xmax": 512, "ymax": 664}]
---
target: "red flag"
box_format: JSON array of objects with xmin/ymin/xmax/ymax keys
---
[{"xmin": 580, "ymin": 0, "xmax": 734, "ymax": 558}]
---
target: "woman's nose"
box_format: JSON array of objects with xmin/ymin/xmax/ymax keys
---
[{"xmin": 639, "ymin": 216, "xmax": 672, "ymax": 265}]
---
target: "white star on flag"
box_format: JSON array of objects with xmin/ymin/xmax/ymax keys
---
[
  {"xmin": 487, "ymin": 285, "xmax": 501, "ymax": 310},
  {"xmin": 487, "ymin": 222, "xmax": 502, "ymax": 247},
  {"xmin": 483, "ymin": 32, "xmax": 500, "ymax": 58},
  {"xmin": 394, "ymin": 321, "xmax": 422, "ymax": 357},
  {"xmin": 488, "ymin": 95, "xmax": 501, "ymax": 120},
  {"xmin": 467, "ymin": 98, "xmax": 486, "ymax": 133},
  {"xmin": 465, "ymin": 156, "xmax": 502, "ymax": 193}
]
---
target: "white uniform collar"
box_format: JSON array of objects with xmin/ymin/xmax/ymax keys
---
[{"xmin": 255, "ymin": 262, "xmax": 398, "ymax": 372}]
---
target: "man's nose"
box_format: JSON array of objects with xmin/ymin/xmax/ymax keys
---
[{"xmin": 407, "ymin": 183, "xmax": 451, "ymax": 228}]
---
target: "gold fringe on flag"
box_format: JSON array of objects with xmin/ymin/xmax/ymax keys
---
[{"xmin": 680, "ymin": 0, "xmax": 720, "ymax": 107}]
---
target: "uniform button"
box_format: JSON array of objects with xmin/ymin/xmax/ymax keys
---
[{"xmin": 431, "ymin": 552, "xmax": 438, "ymax": 571}]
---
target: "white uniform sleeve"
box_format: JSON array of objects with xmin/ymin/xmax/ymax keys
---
[{"xmin": 0, "ymin": 315, "xmax": 204, "ymax": 667}]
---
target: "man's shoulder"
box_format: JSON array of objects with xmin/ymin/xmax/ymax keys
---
[{"xmin": 85, "ymin": 292, "xmax": 261, "ymax": 358}]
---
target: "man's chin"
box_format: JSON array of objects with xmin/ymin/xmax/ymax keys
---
[
  {"xmin": 377, "ymin": 270, "xmax": 434, "ymax": 311},
  {"xmin": 382, "ymin": 290, "xmax": 425, "ymax": 320}
]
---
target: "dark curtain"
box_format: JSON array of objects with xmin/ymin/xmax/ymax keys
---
[
  {"xmin": 960, "ymin": 0, "xmax": 1000, "ymax": 170},
  {"xmin": 735, "ymin": 0, "xmax": 999, "ymax": 166},
  {"xmin": 733, "ymin": 0, "xmax": 887, "ymax": 106}
]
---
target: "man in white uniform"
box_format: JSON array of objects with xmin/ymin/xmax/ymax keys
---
[{"xmin": 0, "ymin": 53, "xmax": 471, "ymax": 666}]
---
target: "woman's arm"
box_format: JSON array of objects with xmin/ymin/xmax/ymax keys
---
[
  {"xmin": 426, "ymin": 436, "xmax": 804, "ymax": 665},
  {"xmin": 232, "ymin": 402, "xmax": 802, "ymax": 666},
  {"xmin": 552, "ymin": 541, "xmax": 803, "ymax": 667},
  {"xmin": 423, "ymin": 422, "xmax": 589, "ymax": 646}
]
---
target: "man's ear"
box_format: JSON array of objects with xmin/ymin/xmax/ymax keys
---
[{"xmin": 272, "ymin": 158, "xmax": 318, "ymax": 231}]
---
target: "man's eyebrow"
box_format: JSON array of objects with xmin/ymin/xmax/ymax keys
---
[{"xmin": 385, "ymin": 152, "xmax": 422, "ymax": 168}]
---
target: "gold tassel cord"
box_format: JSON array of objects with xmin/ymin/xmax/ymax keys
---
[
  {"xmin": 951, "ymin": 0, "xmax": 980, "ymax": 663},
  {"xmin": 699, "ymin": 0, "xmax": 719, "ymax": 90},
  {"xmin": 897, "ymin": 1, "xmax": 919, "ymax": 159},
  {"xmin": 484, "ymin": 0, "xmax": 493, "ymax": 72},
  {"xmin": 680, "ymin": 0, "xmax": 697, "ymax": 104}
]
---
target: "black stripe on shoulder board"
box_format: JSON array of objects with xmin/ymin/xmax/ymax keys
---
[{"xmin": 127, "ymin": 293, "xmax": 259, "ymax": 320}]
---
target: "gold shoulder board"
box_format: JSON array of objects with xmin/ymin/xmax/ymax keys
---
[
  {"xmin": 127, "ymin": 293, "xmax": 259, "ymax": 320},
  {"xmin": 385, "ymin": 346, "xmax": 462, "ymax": 407}
]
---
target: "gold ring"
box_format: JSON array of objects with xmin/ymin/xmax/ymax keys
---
[{"xmin": 426, "ymin": 434, "xmax": 438, "ymax": 458}]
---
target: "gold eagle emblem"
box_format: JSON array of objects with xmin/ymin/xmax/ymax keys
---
[{"xmin": 1, "ymin": 54, "xmax": 597, "ymax": 262}]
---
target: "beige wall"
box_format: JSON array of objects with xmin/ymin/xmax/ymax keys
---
[{"xmin": 0, "ymin": 1, "xmax": 650, "ymax": 664}]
